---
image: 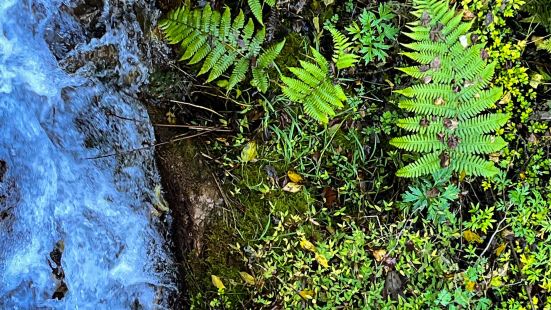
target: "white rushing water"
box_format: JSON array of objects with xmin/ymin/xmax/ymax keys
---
[{"xmin": 0, "ymin": 0, "xmax": 175, "ymax": 308}]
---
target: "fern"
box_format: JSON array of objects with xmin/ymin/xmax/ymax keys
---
[
  {"xmin": 325, "ymin": 25, "xmax": 360, "ymax": 70},
  {"xmin": 159, "ymin": 3, "xmax": 285, "ymax": 92},
  {"xmin": 536, "ymin": 37, "xmax": 551, "ymax": 53},
  {"xmin": 281, "ymin": 47, "xmax": 347, "ymax": 123},
  {"xmin": 248, "ymin": 0, "xmax": 276, "ymax": 25},
  {"xmin": 390, "ymin": 0, "xmax": 509, "ymax": 178}
]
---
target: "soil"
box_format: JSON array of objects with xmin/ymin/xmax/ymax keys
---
[{"xmin": 146, "ymin": 104, "xmax": 223, "ymax": 308}]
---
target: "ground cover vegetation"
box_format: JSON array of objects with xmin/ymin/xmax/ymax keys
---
[{"xmin": 157, "ymin": 0, "xmax": 551, "ymax": 308}]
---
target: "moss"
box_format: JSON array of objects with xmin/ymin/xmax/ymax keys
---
[
  {"xmin": 185, "ymin": 161, "xmax": 314, "ymax": 307},
  {"xmin": 275, "ymin": 32, "xmax": 309, "ymax": 75}
]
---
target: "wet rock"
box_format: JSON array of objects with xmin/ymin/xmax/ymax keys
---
[
  {"xmin": 60, "ymin": 44, "xmax": 119, "ymax": 74},
  {"xmin": 0, "ymin": 160, "xmax": 6, "ymax": 183}
]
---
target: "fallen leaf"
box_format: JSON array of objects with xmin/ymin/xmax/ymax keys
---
[
  {"xmin": 282, "ymin": 182, "xmax": 302, "ymax": 193},
  {"xmin": 241, "ymin": 141, "xmax": 257, "ymax": 163},
  {"xmin": 239, "ymin": 271, "xmax": 255, "ymax": 285},
  {"xmin": 530, "ymin": 73, "xmax": 543, "ymax": 89},
  {"xmin": 287, "ymin": 171, "xmax": 303, "ymax": 183},
  {"xmin": 211, "ymin": 275, "xmax": 225, "ymax": 290},
  {"xmin": 463, "ymin": 9, "xmax": 475, "ymax": 20},
  {"xmin": 166, "ymin": 111, "xmax": 176, "ymax": 124},
  {"xmin": 299, "ymin": 289, "xmax": 315, "ymax": 299},
  {"xmin": 463, "ymin": 230, "xmax": 483, "ymax": 244},
  {"xmin": 300, "ymin": 238, "xmax": 317, "ymax": 252},
  {"xmin": 323, "ymin": 187, "xmax": 337, "ymax": 207},
  {"xmin": 434, "ymin": 97, "xmax": 445, "ymax": 106},
  {"xmin": 373, "ymin": 249, "xmax": 387, "ymax": 262},
  {"xmin": 499, "ymin": 92, "xmax": 511, "ymax": 105},
  {"xmin": 495, "ymin": 243, "xmax": 507, "ymax": 256},
  {"xmin": 315, "ymin": 253, "xmax": 329, "ymax": 268}
]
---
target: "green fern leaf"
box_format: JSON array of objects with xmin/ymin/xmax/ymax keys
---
[
  {"xmin": 392, "ymin": 0, "xmax": 507, "ymax": 178},
  {"xmin": 257, "ymin": 39, "xmax": 286, "ymax": 68},
  {"xmin": 248, "ymin": 0, "xmax": 264, "ymax": 25},
  {"xmin": 160, "ymin": 4, "xmax": 282, "ymax": 91},
  {"xmin": 280, "ymin": 48, "xmax": 347, "ymax": 123}
]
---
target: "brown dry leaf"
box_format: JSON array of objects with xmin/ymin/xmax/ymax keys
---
[
  {"xmin": 463, "ymin": 230, "xmax": 483, "ymax": 244},
  {"xmin": 373, "ymin": 249, "xmax": 387, "ymax": 262},
  {"xmin": 287, "ymin": 171, "xmax": 303, "ymax": 183},
  {"xmin": 300, "ymin": 238, "xmax": 317, "ymax": 252},
  {"xmin": 239, "ymin": 272, "xmax": 256, "ymax": 285},
  {"xmin": 315, "ymin": 253, "xmax": 329, "ymax": 268},
  {"xmin": 323, "ymin": 187, "xmax": 337, "ymax": 207},
  {"xmin": 211, "ymin": 275, "xmax": 226, "ymax": 290},
  {"xmin": 463, "ymin": 9, "xmax": 475, "ymax": 20},
  {"xmin": 434, "ymin": 97, "xmax": 445, "ymax": 106},
  {"xmin": 282, "ymin": 182, "xmax": 302, "ymax": 193},
  {"xmin": 299, "ymin": 289, "xmax": 315, "ymax": 299},
  {"xmin": 495, "ymin": 243, "xmax": 507, "ymax": 256}
]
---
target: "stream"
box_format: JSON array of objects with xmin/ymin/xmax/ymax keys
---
[{"xmin": 0, "ymin": 0, "xmax": 176, "ymax": 308}]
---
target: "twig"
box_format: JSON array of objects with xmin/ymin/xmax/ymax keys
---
[
  {"xmin": 153, "ymin": 123, "xmax": 231, "ymax": 132},
  {"xmin": 169, "ymin": 99, "xmax": 224, "ymax": 118},
  {"xmin": 84, "ymin": 131, "xmax": 212, "ymax": 160},
  {"xmin": 479, "ymin": 215, "xmax": 508, "ymax": 258}
]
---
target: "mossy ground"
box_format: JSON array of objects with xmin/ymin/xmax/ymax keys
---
[{"xmin": 151, "ymin": 0, "xmax": 551, "ymax": 308}]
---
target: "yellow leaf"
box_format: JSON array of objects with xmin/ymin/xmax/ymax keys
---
[
  {"xmin": 313, "ymin": 16, "xmax": 320, "ymax": 33},
  {"xmin": 463, "ymin": 230, "xmax": 483, "ymax": 244},
  {"xmin": 216, "ymin": 79, "xmax": 229, "ymax": 88},
  {"xmin": 239, "ymin": 272, "xmax": 255, "ymax": 285},
  {"xmin": 165, "ymin": 111, "xmax": 176, "ymax": 124},
  {"xmin": 496, "ymin": 243, "xmax": 507, "ymax": 256},
  {"xmin": 459, "ymin": 170, "xmax": 466, "ymax": 182},
  {"xmin": 530, "ymin": 73, "xmax": 543, "ymax": 89},
  {"xmin": 372, "ymin": 249, "xmax": 387, "ymax": 262},
  {"xmin": 211, "ymin": 275, "xmax": 225, "ymax": 290},
  {"xmin": 287, "ymin": 171, "xmax": 303, "ymax": 183},
  {"xmin": 300, "ymin": 238, "xmax": 316, "ymax": 252},
  {"xmin": 499, "ymin": 92, "xmax": 511, "ymax": 105},
  {"xmin": 240, "ymin": 141, "xmax": 257, "ymax": 163},
  {"xmin": 465, "ymin": 281, "xmax": 476, "ymax": 292},
  {"xmin": 299, "ymin": 289, "xmax": 314, "ymax": 299},
  {"xmin": 490, "ymin": 276, "xmax": 503, "ymax": 288},
  {"xmin": 282, "ymin": 182, "xmax": 302, "ymax": 193},
  {"xmin": 315, "ymin": 253, "xmax": 329, "ymax": 268}
]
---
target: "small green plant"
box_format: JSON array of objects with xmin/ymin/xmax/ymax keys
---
[
  {"xmin": 391, "ymin": 0, "xmax": 509, "ymax": 178},
  {"xmin": 240, "ymin": 207, "xmax": 390, "ymax": 309},
  {"xmin": 280, "ymin": 47, "xmax": 348, "ymax": 123},
  {"xmin": 324, "ymin": 24, "xmax": 360, "ymax": 70},
  {"xmin": 346, "ymin": 3, "xmax": 398, "ymax": 64},
  {"xmin": 402, "ymin": 169, "xmax": 459, "ymax": 224},
  {"xmin": 159, "ymin": 3, "xmax": 285, "ymax": 92}
]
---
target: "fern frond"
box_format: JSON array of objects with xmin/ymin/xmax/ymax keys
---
[
  {"xmin": 450, "ymin": 153, "xmax": 499, "ymax": 177},
  {"xmin": 396, "ymin": 152, "xmax": 441, "ymax": 178},
  {"xmin": 455, "ymin": 136, "xmax": 507, "ymax": 154},
  {"xmin": 390, "ymin": 135, "xmax": 444, "ymax": 153},
  {"xmin": 257, "ymin": 39, "xmax": 286, "ymax": 68},
  {"xmin": 160, "ymin": 4, "xmax": 285, "ymax": 92},
  {"xmin": 392, "ymin": 0, "xmax": 507, "ymax": 178},
  {"xmin": 281, "ymin": 48, "xmax": 347, "ymax": 123},
  {"xmin": 456, "ymin": 113, "xmax": 509, "ymax": 136},
  {"xmin": 326, "ymin": 25, "xmax": 359, "ymax": 70},
  {"xmin": 248, "ymin": 0, "xmax": 264, "ymax": 25}
]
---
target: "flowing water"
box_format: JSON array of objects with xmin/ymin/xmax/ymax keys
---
[{"xmin": 0, "ymin": 0, "xmax": 175, "ymax": 308}]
